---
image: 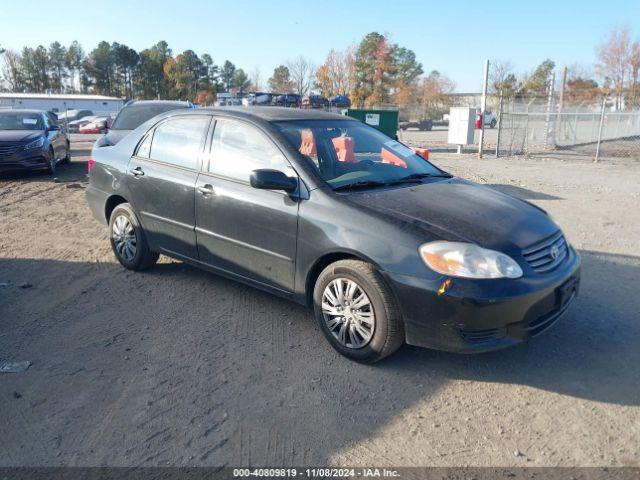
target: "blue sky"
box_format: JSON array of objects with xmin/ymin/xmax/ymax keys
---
[{"xmin": 2, "ymin": 0, "xmax": 639, "ymax": 91}]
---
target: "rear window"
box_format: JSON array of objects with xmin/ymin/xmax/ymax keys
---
[{"xmin": 111, "ymin": 104, "xmax": 187, "ymax": 130}]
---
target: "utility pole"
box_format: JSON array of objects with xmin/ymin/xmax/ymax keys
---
[
  {"xmin": 478, "ymin": 59, "xmax": 490, "ymax": 159},
  {"xmin": 495, "ymin": 90, "xmax": 504, "ymax": 157},
  {"xmin": 558, "ymin": 66, "xmax": 568, "ymax": 140},
  {"xmin": 543, "ymin": 71, "xmax": 556, "ymax": 150}
]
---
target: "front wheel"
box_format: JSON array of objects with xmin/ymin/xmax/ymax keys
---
[
  {"xmin": 313, "ymin": 259, "xmax": 404, "ymax": 363},
  {"xmin": 60, "ymin": 141, "xmax": 71, "ymax": 164},
  {"xmin": 45, "ymin": 147, "xmax": 56, "ymax": 174},
  {"xmin": 109, "ymin": 203, "xmax": 158, "ymax": 270}
]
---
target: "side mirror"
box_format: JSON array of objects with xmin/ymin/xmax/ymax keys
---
[
  {"xmin": 49, "ymin": 124, "xmax": 61, "ymax": 131},
  {"xmin": 250, "ymin": 169, "xmax": 297, "ymax": 193}
]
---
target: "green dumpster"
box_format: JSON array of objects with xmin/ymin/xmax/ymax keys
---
[{"xmin": 343, "ymin": 108, "xmax": 399, "ymax": 138}]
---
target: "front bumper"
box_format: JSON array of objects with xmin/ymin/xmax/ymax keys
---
[
  {"xmin": 0, "ymin": 150, "xmax": 48, "ymax": 172},
  {"xmin": 383, "ymin": 247, "xmax": 581, "ymax": 353}
]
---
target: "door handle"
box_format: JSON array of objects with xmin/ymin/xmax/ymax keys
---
[
  {"xmin": 198, "ymin": 184, "xmax": 215, "ymax": 196},
  {"xmin": 130, "ymin": 166, "xmax": 145, "ymax": 177}
]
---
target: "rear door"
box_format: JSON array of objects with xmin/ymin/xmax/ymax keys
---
[
  {"xmin": 195, "ymin": 117, "xmax": 299, "ymax": 292},
  {"xmin": 126, "ymin": 115, "xmax": 211, "ymax": 260}
]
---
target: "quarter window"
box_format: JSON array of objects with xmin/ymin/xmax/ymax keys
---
[
  {"xmin": 149, "ymin": 117, "xmax": 209, "ymax": 169},
  {"xmin": 136, "ymin": 134, "xmax": 152, "ymax": 158},
  {"xmin": 209, "ymin": 119, "xmax": 291, "ymax": 181}
]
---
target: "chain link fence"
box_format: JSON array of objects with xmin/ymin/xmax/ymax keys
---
[{"xmin": 496, "ymin": 88, "xmax": 640, "ymax": 161}]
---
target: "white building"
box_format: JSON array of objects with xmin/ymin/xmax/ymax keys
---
[{"xmin": 0, "ymin": 93, "xmax": 124, "ymax": 116}]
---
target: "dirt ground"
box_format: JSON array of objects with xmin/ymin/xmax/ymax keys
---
[{"xmin": 1, "ymin": 136, "xmax": 639, "ymax": 467}]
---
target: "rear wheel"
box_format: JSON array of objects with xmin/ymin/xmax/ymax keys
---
[
  {"xmin": 109, "ymin": 203, "xmax": 158, "ymax": 270},
  {"xmin": 313, "ymin": 259, "xmax": 404, "ymax": 363}
]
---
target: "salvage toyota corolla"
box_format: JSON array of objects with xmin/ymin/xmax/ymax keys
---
[{"xmin": 86, "ymin": 107, "xmax": 580, "ymax": 362}]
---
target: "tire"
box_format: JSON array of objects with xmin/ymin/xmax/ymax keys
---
[
  {"xmin": 45, "ymin": 147, "xmax": 56, "ymax": 174},
  {"xmin": 60, "ymin": 141, "xmax": 71, "ymax": 164},
  {"xmin": 313, "ymin": 259, "xmax": 404, "ymax": 363},
  {"xmin": 490, "ymin": 119, "xmax": 497, "ymax": 129},
  {"xmin": 108, "ymin": 203, "xmax": 158, "ymax": 271}
]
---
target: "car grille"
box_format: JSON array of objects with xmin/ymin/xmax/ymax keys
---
[
  {"xmin": 0, "ymin": 142, "xmax": 21, "ymax": 156},
  {"xmin": 521, "ymin": 231, "xmax": 568, "ymax": 273},
  {"xmin": 459, "ymin": 327, "xmax": 506, "ymax": 343}
]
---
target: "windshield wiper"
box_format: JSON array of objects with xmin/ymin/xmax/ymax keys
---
[
  {"xmin": 395, "ymin": 172, "xmax": 452, "ymax": 182},
  {"xmin": 333, "ymin": 180, "xmax": 390, "ymax": 191},
  {"xmin": 333, "ymin": 172, "xmax": 452, "ymax": 191}
]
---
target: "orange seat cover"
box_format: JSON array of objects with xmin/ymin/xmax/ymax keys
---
[
  {"xmin": 299, "ymin": 129, "xmax": 317, "ymax": 156},
  {"xmin": 381, "ymin": 148, "xmax": 408, "ymax": 168},
  {"xmin": 332, "ymin": 136, "xmax": 356, "ymax": 163}
]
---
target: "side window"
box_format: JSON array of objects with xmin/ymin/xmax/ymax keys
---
[
  {"xmin": 136, "ymin": 133, "xmax": 152, "ymax": 158},
  {"xmin": 149, "ymin": 116, "xmax": 209, "ymax": 169},
  {"xmin": 209, "ymin": 119, "xmax": 291, "ymax": 181}
]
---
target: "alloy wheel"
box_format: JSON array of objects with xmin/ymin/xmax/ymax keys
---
[
  {"xmin": 112, "ymin": 215, "xmax": 137, "ymax": 262},
  {"xmin": 321, "ymin": 278, "xmax": 375, "ymax": 349}
]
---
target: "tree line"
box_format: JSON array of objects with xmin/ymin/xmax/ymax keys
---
[
  {"xmin": 1, "ymin": 26, "xmax": 639, "ymax": 110},
  {"xmin": 1, "ymin": 40, "xmax": 252, "ymax": 105},
  {"xmin": 0, "ymin": 33, "xmax": 436, "ymax": 108},
  {"xmin": 489, "ymin": 26, "xmax": 640, "ymax": 109}
]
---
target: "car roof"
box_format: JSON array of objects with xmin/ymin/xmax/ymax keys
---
[{"xmin": 189, "ymin": 106, "xmax": 355, "ymax": 122}]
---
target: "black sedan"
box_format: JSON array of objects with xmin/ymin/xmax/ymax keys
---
[
  {"xmin": 86, "ymin": 107, "xmax": 580, "ymax": 362},
  {"xmin": 0, "ymin": 109, "xmax": 69, "ymax": 174}
]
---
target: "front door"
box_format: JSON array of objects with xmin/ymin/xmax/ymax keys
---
[
  {"xmin": 195, "ymin": 117, "xmax": 299, "ymax": 292},
  {"xmin": 126, "ymin": 115, "xmax": 211, "ymax": 260},
  {"xmin": 45, "ymin": 113, "xmax": 64, "ymax": 159}
]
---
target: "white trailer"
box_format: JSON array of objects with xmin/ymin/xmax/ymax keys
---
[{"xmin": 0, "ymin": 93, "xmax": 124, "ymax": 116}]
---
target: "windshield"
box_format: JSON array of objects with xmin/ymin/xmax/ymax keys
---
[
  {"xmin": 111, "ymin": 104, "xmax": 186, "ymax": 130},
  {"xmin": 276, "ymin": 120, "xmax": 447, "ymax": 189},
  {"xmin": 0, "ymin": 112, "xmax": 44, "ymax": 131}
]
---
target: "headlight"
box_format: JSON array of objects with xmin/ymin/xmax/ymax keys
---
[
  {"xmin": 25, "ymin": 137, "xmax": 45, "ymax": 150},
  {"xmin": 419, "ymin": 241, "xmax": 523, "ymax": 279}
]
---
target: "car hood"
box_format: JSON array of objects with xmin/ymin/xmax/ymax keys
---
[
  {"xmin": 346, "ymin": 178, "xmax": 558, "ymax": 252},
  {"xmin": 0, "ymin": 130, "xmax": 44, "ymax": 143}
]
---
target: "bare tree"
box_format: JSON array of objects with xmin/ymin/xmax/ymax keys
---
[
  {"xmin": 630, "ymin": 41, "xmax": 640, "ymax": 107},
  {"xmin": 315, "ymin": 48, "xmax": 355, "ymax": 98},
  {"xmin": 287, "ymin": 56, "xmax": 315, "ymax": 98},
  {"xmin": 595, "ymin": 26, "xmax": 633, "ymax": 109},
  {"xmin": 489, "ymin": 60, "xmax": 518, "ymax": 96},
  {"xmin": 249, "ymin": 66, "xmax": 262, "ymax": 92},
  {"xmin": 1, "ymin": 50, "xmax": 22, "ymax": 92}
]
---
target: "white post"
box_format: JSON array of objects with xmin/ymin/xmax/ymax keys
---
[
  {"xmin": 478, "ymin": 59, "xmax": 490, "ymax": 159},
  {"xmin": 594, "ymin": 97, "xmax": 606, "ymax": 163}
]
